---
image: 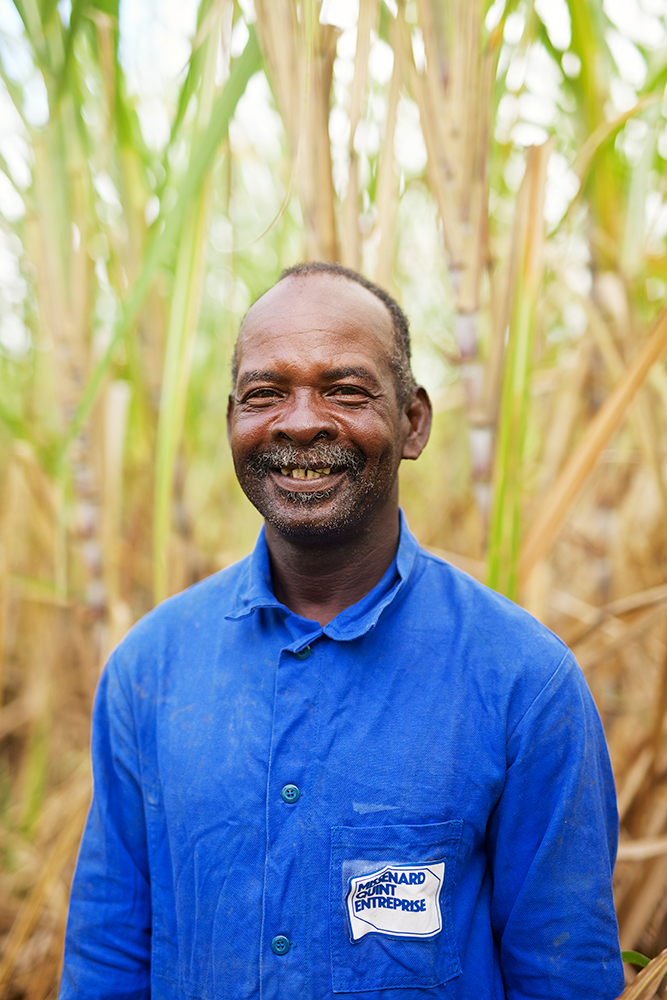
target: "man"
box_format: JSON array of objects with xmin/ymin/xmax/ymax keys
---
[{"xmin": 60, "ymin": 263, "xmax": 624, "ymax": 999}]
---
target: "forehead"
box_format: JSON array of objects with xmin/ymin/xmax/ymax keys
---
[{"xmin": 237, "ymin": 274, "xmax": 395, "ymax": 371}]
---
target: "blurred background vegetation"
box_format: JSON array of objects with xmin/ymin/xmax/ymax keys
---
[{"xmin": 1, "ymin": 0, "xmax": 667, "ymax": 995}]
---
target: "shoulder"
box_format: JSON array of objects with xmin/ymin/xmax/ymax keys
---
[
  {"xmin": 406, "ymin": 546, "xmax": 581, "ymax": 731},
  {"xmin": 105, "ymin": 555, "xmax": 252, "ymax": 686},
  {"xmin": 411, "ymin": 546, "xmax": 568, "ymax": 660}
]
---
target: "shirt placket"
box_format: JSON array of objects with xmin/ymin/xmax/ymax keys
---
[{"xmin": 261, "ymin": 635, "xmax": 322, "ymax": 1000}]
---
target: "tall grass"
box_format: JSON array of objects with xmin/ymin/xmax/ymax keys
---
[{"xmin": 1, "ymin": 0, "xmax": 667, "ymax": 995}]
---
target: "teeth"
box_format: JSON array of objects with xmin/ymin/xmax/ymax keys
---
[{"xmin": 278, "ymin": 467, "xmax": 333, "ymax": 480}]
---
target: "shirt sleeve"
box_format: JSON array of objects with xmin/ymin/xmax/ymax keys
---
[
  {"xmin": 487, "ymin": 651, "xmax": 624, "ymax": 1000},
  {"xmin": 59, "ymin": 654, "xmax": 152, "ymax": 1000}
]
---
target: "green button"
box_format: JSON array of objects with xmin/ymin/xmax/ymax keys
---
[
  {"xmin": 294, "ymin": 645, "xmax": 312, "ymax": 660},
  {"xmin": 271, "ymin": 935, "xmax": 291, "ymax": 955},
  {"xmin": 281, "ymin": 783, "xmax": 300, "ymax": 804}
]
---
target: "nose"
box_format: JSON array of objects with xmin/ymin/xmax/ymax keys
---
[{"xmin": 271, "ymin": 388, "xmax": 338, "ymax": 445}]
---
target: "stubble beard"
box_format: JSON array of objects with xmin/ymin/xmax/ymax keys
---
[{"xmin": 236, "ymin": 443, "xmax": 392, "ymax": 542}]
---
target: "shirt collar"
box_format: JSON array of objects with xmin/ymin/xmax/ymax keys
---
[{"xmin": 225, "ymin": 510, "xmax": 420, "ymax": 642}]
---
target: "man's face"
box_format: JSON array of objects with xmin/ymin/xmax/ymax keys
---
[{"xmin": 227, "ymin": 274, "xmax": 413, "ymax": 544}]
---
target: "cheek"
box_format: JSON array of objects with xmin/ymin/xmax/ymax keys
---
[
  {"xmin": 351, "ymin": 429, "xmax": 403, "ymax": 472},
  {"xmin": 352, "ymin": 412, "xmax": 402, "ymax": 450},
  {"xmin": 230, "ymin": 413, "xmax": 269, "ymax": 451}
]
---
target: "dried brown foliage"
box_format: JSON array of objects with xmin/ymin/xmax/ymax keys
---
[{"xmin": 1, "ymin": 1, "xmax": 667, "ymax": 997}]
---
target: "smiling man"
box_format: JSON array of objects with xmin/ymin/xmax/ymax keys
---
[
  {"xmin": 228, "ymin": 265, "xmax": 430, "ymax": 625},
  {"xmin": 60, "ymin": 263, "xmax": 624, "ymax": 1000}
]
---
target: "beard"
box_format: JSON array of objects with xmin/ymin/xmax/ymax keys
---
[
  {"xmin": 235, "ymin": 442, "xmax": 392, "ymax": 542},
  {"xmin": 244, "ymin": 442, "xmax": 366, "ymax": 480}
]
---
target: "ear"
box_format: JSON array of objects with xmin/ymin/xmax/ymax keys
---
[
  {"xmin": 401, "ymin": 387, "xmax": 432, "ymax": 461},
  {"xmin": 226, "ymin": 393, "xmax": 235, "ymax": 446}
]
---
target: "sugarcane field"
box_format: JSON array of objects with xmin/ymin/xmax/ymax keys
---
[{"xmin": 2, "ymin": 0, "xmax": 667, "ymax": 997}]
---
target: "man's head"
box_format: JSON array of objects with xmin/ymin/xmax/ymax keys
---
[
  {"xmin": 226, "ymin": 265, "xmax": 432, "ymax": 545},
  {"xmin": 231, "ymin": 262, "xmax": 417, "ymax": 407}
]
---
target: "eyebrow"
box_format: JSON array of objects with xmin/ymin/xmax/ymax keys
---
[
  {"xmin": 237, "ymin": 366, "xmax": 382, "ymax": 390},
  {"xmin": 237, "ymin": 370, "xmax": 282, "ymax": 390},
  {"xmin": 320, "ymin": 367, "xmax": 380, "ymax": 386}
]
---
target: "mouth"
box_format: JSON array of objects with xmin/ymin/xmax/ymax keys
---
[
  {"xmin": 278, "ymin": 465, "xmax": 332, "ymax": 481},
  {"xmin": 244, "ymin": 445, "xmax": 366, "ymax": 494},
  {"xmin": 269, "ymin": 465, "xmax": 345, "ymax": 492}
]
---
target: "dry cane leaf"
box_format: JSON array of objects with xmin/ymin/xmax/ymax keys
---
[
  {"xmin": 618, "ymin": 837, "xmax": 667, "ymax": 862},
  {"xmin": 519, "ymin": 306, "xmax": 667, "ymax": 583},
  {"xmin": 619, "ymin": 947, "xmax": 667, "ymax": 1000},
  {"xmin": 0, "ymin": 786, "xmax": 90, "ymax": 990}
]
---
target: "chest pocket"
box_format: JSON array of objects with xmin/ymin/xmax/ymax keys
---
[{"xmin": 329, "ymin": 821, "xmax": 462, "ymax": 994}]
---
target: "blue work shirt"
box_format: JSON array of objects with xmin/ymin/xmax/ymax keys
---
[{"xmin": 60, "ymin": 514, "xmax": 624, "ymax": 999}]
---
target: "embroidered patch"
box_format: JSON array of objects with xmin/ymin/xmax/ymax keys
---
[{"xmin": 345, "ymin": 862, "xmax": 445, "ymax": 942}]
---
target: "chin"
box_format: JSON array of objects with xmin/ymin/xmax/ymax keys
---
[
  {"xmin": 247, "ymin": 486, "xmax": 376, "ymax": 544},
  {"xmin": 265, "ymin": 502, "xmax": 365, "ymax": 544}
]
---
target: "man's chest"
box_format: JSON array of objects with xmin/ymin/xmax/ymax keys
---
[
  {"xmin": 144, "ymin": 624, "xmax": 508, "ymax": 841},
  {"xmin": 131, "ymin": 606, "xmax": 532, "ymax": 998}
]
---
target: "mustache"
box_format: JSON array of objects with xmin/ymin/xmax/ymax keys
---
[{"xmin": 245, "ymin": 443, "xmax": 366, "ymax": 479}]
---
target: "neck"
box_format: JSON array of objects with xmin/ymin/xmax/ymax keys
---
[{"xmin": 265, "ymin": 504, "xmax": 401, "ymax": 626}]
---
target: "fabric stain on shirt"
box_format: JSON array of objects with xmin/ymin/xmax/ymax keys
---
[{"xmin": 352, "ymin": 802, "xmax": 400, "ymax": 815}]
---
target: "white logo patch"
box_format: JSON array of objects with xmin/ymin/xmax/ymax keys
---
[{"xmin": 345, "ymin": 862, "xmax": 445, "ymax": 942}]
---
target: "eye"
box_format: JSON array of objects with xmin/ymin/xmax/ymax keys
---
[
  {"xmin": 242, "ymin": 387, "xmax": 283, "ymax": 404},
  {"xmin": 329, "ymin": 385, "xmax": 367, "ymax": 397}
]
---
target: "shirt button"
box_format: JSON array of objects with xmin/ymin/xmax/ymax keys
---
[
  {"xmin": 271, "ymin": 935, "xmax": 291, "ymax": 955},
  {"xmin": 281, "ymin": 783, "xmax": 301, "ymax": 804},
  {"xmin": 294, "ymin": 645, "xmax": 312, "ymax": 660}
]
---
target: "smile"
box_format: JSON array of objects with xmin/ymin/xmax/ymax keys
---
[
  {"xmin": 279, "ymin": 467, "xmax": 332, "ymax": 480},
  {"xmin": 268, "ymin": 466, "xmax": 346, "ymax": 492}
]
